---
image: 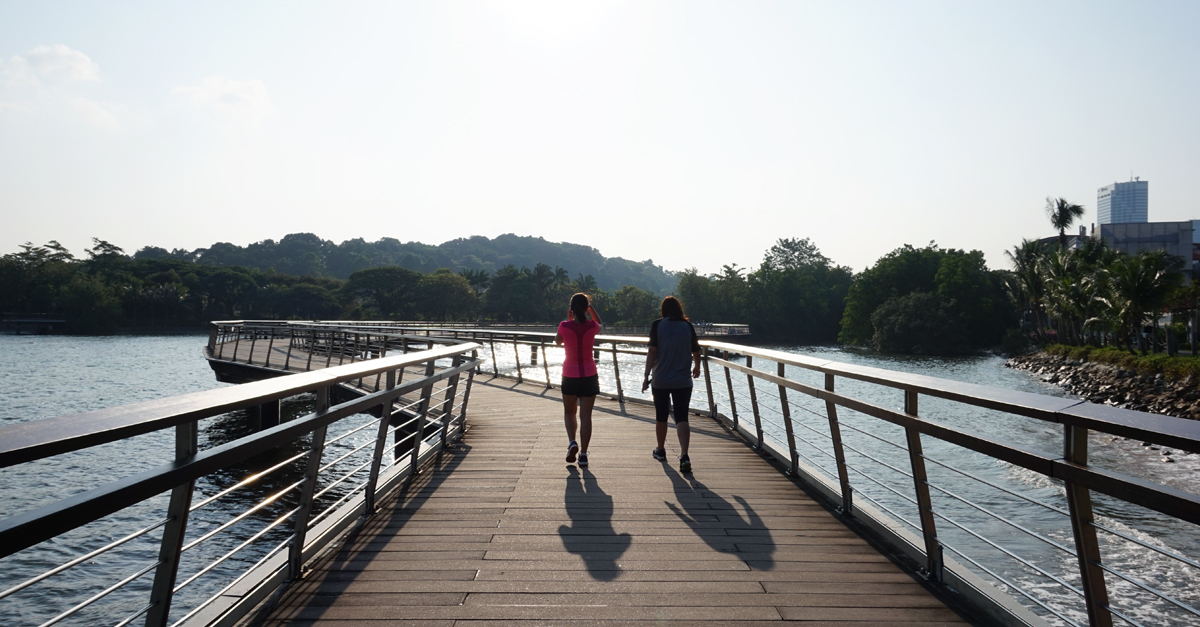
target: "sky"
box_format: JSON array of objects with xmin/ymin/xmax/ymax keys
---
[{"xmin": 1, "ymin": 1, "xmax": 1198, "ymax": 276}]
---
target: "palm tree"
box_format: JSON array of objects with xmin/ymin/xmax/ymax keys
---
[
  {"xmin": 1045, "ymin": 197, "xmax": 1086, "ymax": 249},
  {"xmin": 1096, "ymin": 251, "xmax": 1185, "ymax": 352},
  {"xmin": 574, "ymin": 274, "xmax": 599, "ymax": 293},
  {"xmin": 553, "ymin": 266, "xmax": 570, "ymax": 287},
  {"xmin": 1005, "ymin": 239, "xmax": 1049, "ymax": 341}
]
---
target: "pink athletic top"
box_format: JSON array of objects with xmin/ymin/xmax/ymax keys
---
[{"xmin": 557, "ymin": 319, "xmax": 601, "ymax": 378}]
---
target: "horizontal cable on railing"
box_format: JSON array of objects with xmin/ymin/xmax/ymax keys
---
[
  {"xmin": 181, "ymin": 479, "xmax": 304, "ymax": 553},
  {"xmin": 319, "ymin": 437, "xmax": 377, "ymax": 475},
  {"xmin": 309, "ymin": 478, "xmax": 372, "ymax": 530},
  {"xmin": 1096, "ymin": 560, "xmax": 1200, "ymax": 621},
  {"xmin": 924, "ymin": 479, "xmax": 1075, "ymax": 556},
  {"xmin": 172, "ymin": 506, "xmax": 299, "ymax": 598},
  {"xmin": 323, "ymin": 418, "xmax": 379, "ymax": 448},
  {"xmin": 1092, "ymin": 521, "xmax": 1200, "ymax": 572},
  {"xmin": 314, "ymin": 459, "xmax": 375, "ymax": 503},
  {"xmin": 834, "ymin": 418, "xmax": 907, "ymax": 452},
  {"xmin": 111, "ymin": 600, "xmax": 155, "ymax": 627},
  {"xmin": 839, "ymin": 439, "xmax": 914, "ymax": 482},
  {"xmin": 0, "ymin": 516, "xmax": 169, "ymax": 601},
  {"xmin": 169, "ymin": 536, "xmax": 291, "ymax": 627},
  {"xmin": 939, "ymin": 541, "xmax": 1085, "ymax": 627},
  {"xmin": 1103, "ymin": 604, "xmax": 1147, "ymax": 627},
  {"xmin": 933, "ymin": 508, "xmax": 1085, "ymax": 600},
  {"xmin": 847, "ymin": 486, "xmax": 923, "ymax": 536},
  {"xmin": 38, "ymin": 558, "xmax": 161, "ymax": 627},
  {"xmin": 922, "ymin": 454, "xmax": 1071, "ymax": 519}
]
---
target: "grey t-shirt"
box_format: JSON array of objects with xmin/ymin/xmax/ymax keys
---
[{"xmin": 649, "ymin": 317, "xmax": 700, "ymax": 389}]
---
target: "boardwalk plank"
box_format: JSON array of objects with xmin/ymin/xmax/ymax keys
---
[{"xmin": 260, "ymin": 374, "xmax": 975, "ymax": 626}]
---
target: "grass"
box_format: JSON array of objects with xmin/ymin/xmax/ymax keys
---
[{"xmin": 1043, "ymin": 344, "xmax": 1200, "ymax": 381}]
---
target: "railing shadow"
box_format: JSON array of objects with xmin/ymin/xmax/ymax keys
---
[
  {"xmin": 558, "ymin": 466, "xmax": 631, "ymax": 581},
  {"xmin": 662, "ymin": 467, "xmax": 776, "ymax": 571}
]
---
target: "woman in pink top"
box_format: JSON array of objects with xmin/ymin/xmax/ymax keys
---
[{"xmin": 555, "ymin": 292, "xmax": 602, "ymax": 466}]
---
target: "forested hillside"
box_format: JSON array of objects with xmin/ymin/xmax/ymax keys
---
[{"xmin": 134, "ymin": 233, "xmax": 675, "ymax": 294}]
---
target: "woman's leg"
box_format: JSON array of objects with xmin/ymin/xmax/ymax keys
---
[
  {"xmin": 562, "ymin": 393, "xmax": 579, "ymax": 442},
  {"xmin": 652, "ymin": 388, "xmax": 671, "ymax": 450},
  {"xmin": 578, "ymin": 395, "xmax": 595, "ymax": 453},
  {"xmin": 672, "ymin": 388, "xmax": 693, "ymax": 457}
]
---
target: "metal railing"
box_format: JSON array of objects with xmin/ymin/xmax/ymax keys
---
[
  {"xmin": 251, "ymin": 321, "xmax": 1198, "ymax": 627},
  {"xmin": 5, "ymin": 319, "xmax": 1200, "ymax": 627},
  {"xmin": 0, "ymin": 337, "xmax": 482, "ymax": 627}
]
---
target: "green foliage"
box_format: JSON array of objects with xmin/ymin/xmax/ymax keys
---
[
  {"xmin": 839, "ymin": 243, "xmax": 1009, "ymax": 353},
  {"xmin": 870, "ymin": 292, "xmax": 971, "ymax": 355},
  {"xmin": 1043, "ymin": 344, "xmax": 1200, "ymax": 381},
  {"xmin": 416, "ymin": 270, "xmax": 478, "ymax": 321},
  {"xmin": 613, "ymin": 285, "xmax": 658, "ymax": 326},
  {"xmin": 343, "ymin": 266, "xmax": 423, "ymax": 319}
]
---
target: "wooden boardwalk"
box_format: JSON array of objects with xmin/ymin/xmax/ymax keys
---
[{"xmin": 256, "ymin": 374, "xmax": 976, "ymax": 626}]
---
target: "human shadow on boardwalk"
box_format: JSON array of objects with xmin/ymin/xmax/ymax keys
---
[
  {"xmin": 663, "ymin": 467, "xmax": 776, "ymax": 570},
  {"xmin": 558, "ymin": 466, "xmax": 631, "ymax": 581}
]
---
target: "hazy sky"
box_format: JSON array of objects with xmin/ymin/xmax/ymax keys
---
[{"xmin": 2, "ymin": 1, "xmax": 1197, "ymax": 275}]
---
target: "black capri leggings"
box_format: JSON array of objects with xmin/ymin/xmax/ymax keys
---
[{"xmin": 652, "ymin": 386, "xmax": 692, "ymax": 423}]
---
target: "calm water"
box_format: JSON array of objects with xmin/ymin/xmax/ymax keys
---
[{"xmin": 2, "ymin": 335, "xmax": 1198, "ymax": 626}]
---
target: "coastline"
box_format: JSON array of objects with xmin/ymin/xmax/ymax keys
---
[{"xmin": 1005, "ymin": 351, "xmax": 1200, "ymax": 420}]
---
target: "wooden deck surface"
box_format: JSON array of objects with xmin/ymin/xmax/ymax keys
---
[{"xmin": 255, "ymin": 373, "xmax": 976, "ymax": 626}]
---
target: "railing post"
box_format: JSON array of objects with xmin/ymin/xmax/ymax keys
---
[
  {"xmin": 145, "ymin": 419, "xmax": 198, "ymax": 627},
  {"xmin": 455, "ymin": 350, "xmax": 477, "ymax": 434},
  {"xmin": 216, "ymin": 325, "xmax": 227, "ymax": 360},
  {"xmin": 1065, "ymin": 423, "xmax": 1112, "ymax": 627},
  {"xmin": 776, "ymin": 362, "xmax": 799, "ymax": 475},
  {"xmin": 324, "ymin": 332, "xmax": 334, "ymax": 368},
  {"xmin": 489, "ymin": 338, "xmax": 499, "ymax": 376},
  {"xmin": 439, "ymin": 355, "xmax": 464, "ymax": 449},
  {"xmin": 745, "ymin": 356, "xmax": 764, "ymax": 449},
  {"xmin": 207, "ymin": 324, "xmax": 218, "ymax": 356},
  {"xmin": 264, "ymin": 328, "xmax": 274, "ymax": 368},
  {"xmin": 232, "ymin": 328, "xmax": 242, "ymax": 363},
  {"xmin": 284, "ymin": 328, "xmax": 295, "ymax": 371},
  {"xmin": 540, "ymin": 341, "xmax": 551, "ymax": 388},
  {"xmin": 248, "ymin": 328, "xmax": 258, "ymax": 366},
  {"xmin": 512, "ymin": 338, "xmax": 523, "ymax": 383},
  {"xmin": 290, "ymin": 387, "xmax": 329, "ymax": 580},
  {"xmin": 306, "ymin": 329, "xmax": 316, "ymax": 371},
  {"xmin": 365, "ymin": 369, "xmax": 396, "ymax": 514},
  {"xmin": 408, "ymin": 361, "xmax": 438, "ymax": 476},
  {"xmin": 610, "ymin": 341, "xmax": 625, "ymax": 409},
  {"xmin": 824, "ymin": 374, "xmax": 853, "ymax": 516},
  {"xmin": 904, "ymin": 390, "xmax": 942, "ymax": 582},
  {"xmin": 723, "ymin": 353, "xmax": 738, "ymax": 428},
  {"xmin": 702, "ymin": 347, "xmax": 717, "ymax": 418}
]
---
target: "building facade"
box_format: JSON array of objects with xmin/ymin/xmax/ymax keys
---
[{"xmin": 1097, "ymin": 179, "xmax": 1148, "ymax": 224}]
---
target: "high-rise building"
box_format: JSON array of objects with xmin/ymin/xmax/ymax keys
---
[{"xmin": 1097, "ymin": 179, "xmax": 1148, "ymax": 224}]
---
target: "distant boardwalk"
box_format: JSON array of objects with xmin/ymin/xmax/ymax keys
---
[{"xmin": 260, "ymin": 376, "xmax": 971, "ymax": 625}]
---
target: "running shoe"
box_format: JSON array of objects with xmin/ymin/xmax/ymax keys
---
[
  {"xmin": 566, "ymin": 441, "xmax": 579, "ymax": 463},
  {"xmin": 578, "ymin": 452, "xmax": 588, "ymax": 467},
  {"xmin": 679, "ymin": 456, "xmax": 692, "ymax": 473},
  {"xmin": 651, "ymin": 447, "xmax": 666, "ymax": 461}
]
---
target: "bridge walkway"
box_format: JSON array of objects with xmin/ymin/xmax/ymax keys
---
[{"xmin": 257, "ymin": 375, "xmax": 974, "ymax": 626}]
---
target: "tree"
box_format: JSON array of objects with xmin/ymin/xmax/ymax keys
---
[
  {"xmin": 613, "ymin": 285, "xmax": 658, "ymax": 326},
  {"xmin": 1005, "ymin": 239, "xmax": 1049, "ymax": 341},
  {"xmin": 763, "ymin": 237, "xmax": 831, "ymax": 272},
  {"xmin": 416, "ymin": 270, "xmax": 478, "ymax": 321},
  {"xmin": 1045, "ymin": 197, "xmax": 1086, "ymax": 249},
  {"xmin": 343, "ymin": 266, "xmax": 422, "ymax": 319}
]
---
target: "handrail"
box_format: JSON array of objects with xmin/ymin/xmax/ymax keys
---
[{"xmin": 0, "ymin": 337, "xmax": 482, "ymax": 627}]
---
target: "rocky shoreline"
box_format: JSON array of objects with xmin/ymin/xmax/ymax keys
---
[{"xmin": 1005, "ymin": 351, "xmax": 1200, "ymax": 421}]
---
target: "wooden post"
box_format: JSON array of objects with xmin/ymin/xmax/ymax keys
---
[
  {"xmin": 745, "ymin": 356, "xmax": 764, "ymax": 449},
  {"xmin": 904, "ymin": 390, "xmax": 943, "ymax": 582},
  {"xmin": 723, "ymin": 355, "xmax": 738, "ymax": 428},
  {"xmin": 1065, "ymin": 423, "xmax": 1112, "ymax": 627},
  {"xmin": 455, "ymin": 350, "xmax": 478, "ymax": 434},
  {"xmin": 145, "ymin": 419, "xmax": 198, "ymax": 627},
  {"xmin": 409, "ymin": 361, "xmax": 438, "ymax": 476},
  {"xmin": 489, "ymin": 338, "xmax": 499, "ymax": 376},
  {"xmin": 284, "ymin": 328, "xmax": 295, "ymax": 371},
  {"xmin": 541, "ymin": 341, "xmax": 551, "ymax": 388},
  {"xmin": 289, "ymin": 387, "xmax": 329, "ymax": 580},
  {"xmin": 702, "ymin": 347, "xmax": 716, "ymax": 418},
  {"xmin": 513, "ymin": 338, "xmax": 523, "ymax": 383},
  {"xmin": 611, "ymin": 341, "xmax": 625, "ymax": 409},
  {"xmin": 306, "ymin": 330, "xmax": 316, "ymax": 371},
  {"xmin": 231, "ymin": 327, "xmax": 241, "ymax": 363},
  {"xmin": 247, "ymin": 329, "xmax": 257, "ymax": 366},
  {"xmin": 264, "ymin": 329, "xmax": 275, "ymax": 368},
  {"xmin": 439, "ymin": 355, "xmax": 463, "ymax": 449},
  {"xmin": 777, "ymin": 362, "xmax": 798, "ymax": 475},
  {"xmin": 364, "ymin": 369, "xmax": 396, "ymax": 514},
  {"xmin": 825, "ymin": 374, "xmax": 853, "ymax": 516}
]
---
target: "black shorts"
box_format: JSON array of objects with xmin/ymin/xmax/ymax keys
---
[
  {"xmin": 561, "ymin": 375, "xmax": 599, "ymax": 397},
  {"xmin": 652, "ymin": 386, "xmax": 692, "ymax": 423}
]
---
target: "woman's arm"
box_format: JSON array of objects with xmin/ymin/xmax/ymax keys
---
[
  {"xmin": 588, "ymin": 305, "xmax": 602, "ymax": 325},
  {"xmin": 642, "ymin": 346, "xmax": 657, "ymax": 392}
]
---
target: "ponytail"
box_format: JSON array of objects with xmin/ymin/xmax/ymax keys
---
[{"xmin": 570, "ymin": 293, "xmax": 590, "ymax": 323}]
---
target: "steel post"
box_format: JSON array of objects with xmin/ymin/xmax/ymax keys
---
[
  {"xmin": 745, "ymin": 356, "xmax": 764, "ymax": 448},
  {"xmin": 1065, "ymin": 424, "xmax": 1112, "ymax": 627},
  {"xmin": 825, "ymin": 374, "xmax": 853, "ymax": 515},
  {"xmin": 289, "ymin": 387, "xmax": 330, "ymax": 580},
  {"xmin": 904, "ymin": 390, "xmax": 942, "ymax": 582},
  {"xmin": 145, "ymin": 420, "xmax": 198, "ymax": 627},
  {"xmin": 777, "ymin": 362, "xmax": 798, "ymax": 475}
]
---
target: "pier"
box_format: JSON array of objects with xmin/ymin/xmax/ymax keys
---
[{"xmin": 1, "ymin": 320, "xmax": 1199, "ymax": 627}]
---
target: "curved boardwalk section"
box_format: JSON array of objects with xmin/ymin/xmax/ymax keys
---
[{"xmin": 260, "ymin": 376, "xmax": 973, "ymax": 626}]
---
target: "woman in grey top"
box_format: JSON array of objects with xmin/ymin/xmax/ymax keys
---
[{"xmin": 641, "ymin": 296, "xmax": 701, "ymax": 473}]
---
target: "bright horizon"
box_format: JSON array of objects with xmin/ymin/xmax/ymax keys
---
[{"xmin": 2, "ymin": 1, "xmax": 1198, "ymax": 276}]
